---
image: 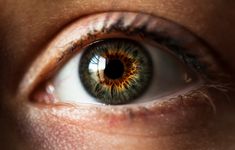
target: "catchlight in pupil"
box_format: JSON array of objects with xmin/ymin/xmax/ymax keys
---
[
  {"xmin": 104, "ymin": 59, "xmax": 124, "ymax": 79},
  {"xmin": 79, "ymin": 38, "xmax": 153, "ymax": 105}
]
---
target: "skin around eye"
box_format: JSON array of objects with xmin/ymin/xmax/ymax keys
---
[
  {"xmin": 0, "ymin": 0, "xmax": 233, "ymax": 147},
  {"xmin": 15, "ymin": 12, "xmax": 232, "ymax": 150}
]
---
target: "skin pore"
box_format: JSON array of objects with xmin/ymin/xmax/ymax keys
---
[{"xmin": 0, "ymin": 0, "xmax": 235, "ymax": 149}]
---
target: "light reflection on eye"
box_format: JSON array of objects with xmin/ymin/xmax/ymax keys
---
[{"xmin": 26, "ymin": 12, "xmax": 221, "ymax": 106}]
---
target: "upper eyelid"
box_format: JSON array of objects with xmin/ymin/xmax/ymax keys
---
[{"xmin": 18, "ymin": 11, "xmax": 220, "ymax": 100}]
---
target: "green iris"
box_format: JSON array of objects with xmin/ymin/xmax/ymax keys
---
[{"xmin": 79, "ymin": 38, "xmax": 153, "ymax": 105}]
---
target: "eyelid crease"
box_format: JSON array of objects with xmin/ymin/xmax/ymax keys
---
[{"xmin": 18, "ymin": 11, "xmax": 227, "ymax": 102}]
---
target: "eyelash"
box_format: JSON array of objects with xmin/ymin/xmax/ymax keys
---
[{"xmin": 18, "ymin": 12, "xmax": 230, "ymax": 106}]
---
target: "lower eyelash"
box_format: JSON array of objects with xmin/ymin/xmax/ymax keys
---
[{"xmin": 176, "ymin": 81, "xmax": 233, "ymax": 114}]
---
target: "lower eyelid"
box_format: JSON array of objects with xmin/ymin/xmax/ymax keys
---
[
  {"xmin": 27, "ymin": 85, "xmax": 220, "ymax": 137},
  {"xmin": 16, "ymin": 83, "xmax": 231, "ymax": 150},
  {"xmin": 17, "ymin": 103, "xmax": 212, "ymax": 150}
]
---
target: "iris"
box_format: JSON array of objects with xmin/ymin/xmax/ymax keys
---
[{"xmin": 79, "ymin": 38, "xmax": 153, "ymax": 104}]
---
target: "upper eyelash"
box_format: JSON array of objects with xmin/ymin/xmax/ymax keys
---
[{"xmin": 57, "ymin": 14, "xmax": 206, "ymax": 76}]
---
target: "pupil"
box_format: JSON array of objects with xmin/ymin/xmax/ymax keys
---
[{"xmin": 104, "ymin": 59, "xmax": 124, "ymax": 79}]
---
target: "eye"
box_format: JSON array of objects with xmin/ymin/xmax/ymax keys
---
[
  {"xmin": 52, "ymin": 38, "xmax": 197, "ymax": 105},
  {"xmin": 22, "ymin": 12, "xmax": 223, "ymax": 107}
]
